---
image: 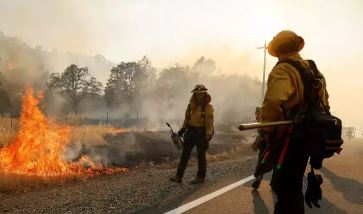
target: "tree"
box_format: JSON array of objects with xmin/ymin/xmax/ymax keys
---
[
  {"xmin": 155, "ymin": 64, "xmax": 195, "ymax": 110},
  {"xmin": 48, "ymin": 64, "xmax": 102, "ymax": 113},
  {"xmin": 104, "ymin": 56, "xmax": 152, "ymax": 107},
  {"xmin": 192, "ymin": 56, "xmax": 216, "ymax": 75}
]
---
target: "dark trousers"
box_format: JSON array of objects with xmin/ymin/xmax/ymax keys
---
[
  {"xmin": 176, "ymin": 127, "xmax": 208, "ymax": 178},
  {"xmin": 271, "ymin": 135, "xmax": 309, "ymax": 214},
  {"xmin": 255, "ymin": 140, "xmax": 267, "ymax": 175}
]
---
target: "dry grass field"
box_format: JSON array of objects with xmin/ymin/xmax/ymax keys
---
[
  {"xmin": 70, "ymin": 124, "xmax": 117, "ymax": 145},
  {"xmin": 0, "ymin": 116, "xmax": 114, "ymax": 147}
]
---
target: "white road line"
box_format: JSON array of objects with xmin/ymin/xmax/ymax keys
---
[{"xmin": 164, "ymin": 175, "xmax": 255, "ymax": 214}]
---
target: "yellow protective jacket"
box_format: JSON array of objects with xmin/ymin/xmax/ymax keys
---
[
  {"xmin": 261, "ymin": 53, "xmax": 329, "ymax": 142},
  {"xmin": 182, "ymin": 93, "xmax": 214, "ymax": 136}
]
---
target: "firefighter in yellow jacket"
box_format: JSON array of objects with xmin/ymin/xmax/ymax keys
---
[
  {"xmin": 261, "ymin": 30, "xmax": 329, "ymax": 214},
  {"xmin": 170, "ymin": 84, "xmax": 214, "ymax": 184}
]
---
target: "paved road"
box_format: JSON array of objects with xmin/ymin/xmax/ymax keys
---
[{"xmin": 168, "ymin": 138, "xmax": 363, "ymax": 214}]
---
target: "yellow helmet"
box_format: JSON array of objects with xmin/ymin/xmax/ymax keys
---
[
  {"xmin": 267, "ymin": 30, "xmax": 304, "ymax": 57},
  {"xmin": 191, "ymin": 84, "xmax": 208, "ymax": 93}
]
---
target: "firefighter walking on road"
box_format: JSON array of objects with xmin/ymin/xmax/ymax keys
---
[
  {"xmin": 170, "ymin": 84, "xmax": 214, "ymax": 184},
  {"xmin": 260, "ymin": 30, "xmax": 330, "ymax": 214}
]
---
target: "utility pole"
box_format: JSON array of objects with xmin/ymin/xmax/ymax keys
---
[
  {"xmin": 257, "ymin": 41, "xmax": 267, "ymax": 104},
  {"xmin": 106, "ymin": 111, "xmax": 109, "ymax": 126}
]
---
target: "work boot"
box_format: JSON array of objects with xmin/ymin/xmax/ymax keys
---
[
  {"xmin": 170, "ymin": 176, "xmax": 182, "ymax": 183},
  {"xmin": 252, "ymin": 175, "xmax": 263, "ymax": 189},
  {"xmin": 190, "ymin": 177, "xmax": 205, "ymax": 184}
]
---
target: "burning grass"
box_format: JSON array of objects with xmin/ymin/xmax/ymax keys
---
[
  {"xmin": 71, "ymin": 125, "xmax": 127, "ymax": 145},
  {"xmin": 0, "ymin": 89, "xmax": 128, "ymax": 192},
  {"xmin": 71, "ymin": 125, "xmax": 116, "ymax": 145}
]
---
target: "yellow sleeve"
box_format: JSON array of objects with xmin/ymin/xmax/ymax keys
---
[
  {"xmin": 205, "ymin": 105, "xmax": 214, "ymax": 135},
  {"xmin": 182, "ymin": 104, "xmax": 190, "ymax": 129},
  {"xmin": 261, "ymin": 65, "xmax": 295, "ymax": 141}
]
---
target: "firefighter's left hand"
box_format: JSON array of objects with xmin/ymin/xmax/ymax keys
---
[
  {"xmin": 177, "ymin": 128, "xmax": 187, "ymax": 137},
  {"xmin": 305, "ymin": 171, "xmax": 323, "ymax": 208}
]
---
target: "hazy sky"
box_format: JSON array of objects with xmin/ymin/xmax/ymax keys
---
[{"xmin": 0, "ymin": 0, "xmax": 363, "ymax": 132}]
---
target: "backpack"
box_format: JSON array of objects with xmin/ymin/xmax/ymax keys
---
[{"xmin": 278, "ymin": 59, "xmax": 344, "ymax": 169}]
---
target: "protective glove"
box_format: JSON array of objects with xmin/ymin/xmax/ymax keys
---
[
  {"xmin": 305, "ymin": 171, "xmax": 323, "ymax": 208},
  {"xmin": 177, "ymin": 128, "xmax": 187, "ymax": 137}
]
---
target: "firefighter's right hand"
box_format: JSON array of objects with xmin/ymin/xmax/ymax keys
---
[
  {"xmin": 177, "ymin": 128, "xmax": 187, "ymax": 137},
  {"xmin": 305, "ymin": 171, "xmax": 323, "ymax": 208}
]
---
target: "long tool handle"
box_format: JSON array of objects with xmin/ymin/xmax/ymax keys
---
[
  {"xmin": 165, "ymin": 122, "xmax": 174, "ymax": 133},
  {"xmin": 238, "ymin": 120, "xmax": 293, "ymax": 131}
]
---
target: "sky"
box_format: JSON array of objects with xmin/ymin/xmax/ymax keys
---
[{"xmin": 0, "ymin": 0, "xmax": 362, "ymax": 133}]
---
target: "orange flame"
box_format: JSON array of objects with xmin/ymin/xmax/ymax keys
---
[{"xmin": 0, "ymin": 88, "xmax": 127, "ymax": 177}]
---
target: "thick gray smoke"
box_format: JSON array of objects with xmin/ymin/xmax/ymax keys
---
[
  {"xmin": 123, "ymin": 57, "xmax": 261, "ymax": 132},
  {"xmin": 0, "ymin": 33, "xmax": 260, "ymax": 166},
  {"xmin": 0, "ymin": 32, "xmax": 261, "ymax": 127},
  {"xmin": 0, "ymin": 32, "xmax": 114, "ymax": 116},
  {"xmin": 60, "ymin": 57, "xmax": 261, "ymax": 166}
]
